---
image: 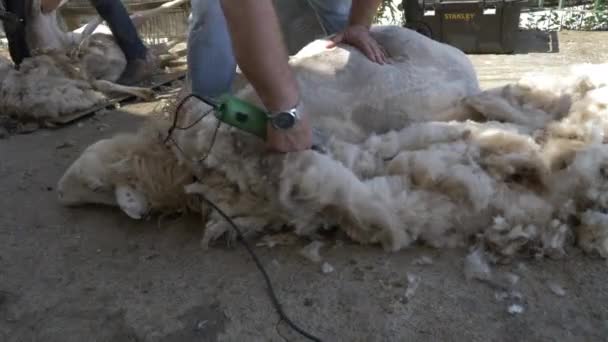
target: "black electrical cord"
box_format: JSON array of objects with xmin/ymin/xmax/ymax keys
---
[
  {"xmin": 196, "ymin": 193, "xmax": 322, "ymax": 342},
  {"xmin": 166, "ymin": 93, "xmax": 323, "ymax": 342},
  {"xmin": 164, "ymin": 93, "xmax": 219, "ymax": 144}
]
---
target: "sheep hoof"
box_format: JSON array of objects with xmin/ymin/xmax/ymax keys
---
[{"xmin": 115, "ymin": 185, "xmax": 149, "ymax": 219}]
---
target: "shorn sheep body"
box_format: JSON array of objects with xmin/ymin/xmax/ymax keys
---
[{"xmin": 57, "ymin": 25, "xmax": 608, "ymax": 260}]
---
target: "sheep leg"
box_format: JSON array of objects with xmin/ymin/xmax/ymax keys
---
[
  {"xmin": 70, "ymin": 17, "xmax": 107, "ymax": 60},
  {"xmin": 79, "ymin": 17, "xmax": 105, "ymax": 42},
  {"xmin": 91, "ymin": 80, "xmax": 155, "ymax": 101}
]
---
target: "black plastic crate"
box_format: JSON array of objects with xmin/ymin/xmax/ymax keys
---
[{"xmin": 401, "ymin": 0, "xmax": 527, "ymax": 54}]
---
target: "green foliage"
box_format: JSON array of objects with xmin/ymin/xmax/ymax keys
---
[
  {"xmin": 375, "ymin": 0, "xmax": 404, "ymax": 25},
  {"xmin": 372, "ymin": 0, "xmax": 607, "ymax": 30},
  {"xmin": 522, "ymin": 5, "xmax": 608, "ymax": 31}
]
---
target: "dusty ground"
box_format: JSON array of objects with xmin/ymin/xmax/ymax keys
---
[
  {"xmin": 469, "ymin": 30, "xmax": 608, "ymax": 88},
  {"xmin": 1, "ymin": 30, "xmax": 608, "ymax": 342}
]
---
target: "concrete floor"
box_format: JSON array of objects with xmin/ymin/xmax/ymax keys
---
[
  {"xmin": 470, "ymin": 30, "xmax": 608, "ymax": 89},
  {"xmin": 1, "ymin": 30, "xmax": 608, "ymax": 342}
]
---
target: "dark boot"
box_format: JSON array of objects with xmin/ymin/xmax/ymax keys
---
[
  {"xmin": 90, "ymin": 0, "xmax": 157, "ymax": 85},
  {"xmin": 116, "ymin": 51, "xmax": 160, "ymax": 86}
]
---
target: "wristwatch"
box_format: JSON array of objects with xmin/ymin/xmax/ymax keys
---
[{"xmin": 267, "ymin": 103, "xmax": 301, "ymax": 130}]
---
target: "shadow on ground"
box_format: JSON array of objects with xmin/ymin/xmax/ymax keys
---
[
  {"xmin": 462, "ymin": 29, "xmax": 560, "ymax": 56},
  {"xmin": 512, "ymin": 29, "xmax": 560, "ymax": 54}
]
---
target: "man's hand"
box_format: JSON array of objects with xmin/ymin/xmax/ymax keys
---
[
  {"xmin": 266, "ymin": 112, "xmax": 312, "ymax": 153},
  {"xmin": 325, "ymin": 0, "xmax": 388, "ymax": 64},
  {"xmin": 41, "ymin": 0, "xmax": 63, "ymax": 14},
  {"xmin": 327, "ymin": 24, "xmax": 388, "ymax": 64}
]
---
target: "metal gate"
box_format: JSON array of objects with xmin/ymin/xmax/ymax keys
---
[{"xmin": 60, "ymin": 0, "xmax": 191, "ymax": 44}]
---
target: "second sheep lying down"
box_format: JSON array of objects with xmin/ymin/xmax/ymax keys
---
[
  {"xmin": 0, "ymin": 53, "xmax": 154, "ymax": 123},
  {"xmin": 56, "ymin": 36, "xmax": 608, "ymax": 259}
]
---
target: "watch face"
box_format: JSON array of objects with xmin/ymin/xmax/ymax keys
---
[{"xmin": 273, "ymin": 112, "xmax": 296, "ymax": 129}]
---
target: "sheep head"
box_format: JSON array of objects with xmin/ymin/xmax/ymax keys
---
[
  {"xmin": 57, "ymin": 122, "xmax": 197, "ymax": 219},
  {"xmin": 56, "ymin": 136, "xmax": 156, "ymax": 219},
  {"xmin": 57, "ymin": 138, "xmax": 127, "ymax": 208}
]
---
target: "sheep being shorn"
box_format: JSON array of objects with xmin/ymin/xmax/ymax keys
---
[
  {"xmin": 0, "ymin": 0, "xmax": 189, "ymax": 123},
  {"xmin": 57, "ymin": 25, "xmax": 608, "ymax": 259}
]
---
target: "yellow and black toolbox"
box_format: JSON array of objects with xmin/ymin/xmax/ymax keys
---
[{"xmin": 401, "ymin": 0, "xmax": 527, "ymax": 54}]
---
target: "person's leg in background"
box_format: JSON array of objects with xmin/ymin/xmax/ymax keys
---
[
  {"xmin": 187, "ymin": 0, "xmax": 236, "ymax": 97},
  {"xmin": 2, "ymin": 0, "xmax": 31, "ymax": 67},
  {"xmin": 306, "ymin": 0, "xmax": 351, "ymax": 35},
  {"xmin": 89, "ymin": 0, "xmax": 157, "ymax": 85}
]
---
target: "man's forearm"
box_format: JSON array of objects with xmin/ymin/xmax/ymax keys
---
[
  {"xmin": 219, "ymin": 0, "xmax": 298, "ymax": 113},
  {"xmin": 348, "ymin": 0, "xmax": 383, "ymax": 28}
]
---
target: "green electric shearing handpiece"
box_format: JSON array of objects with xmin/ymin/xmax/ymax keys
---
[{"xmin": 214, "ymin": 94, "xmax": 269, "ymax": 139}]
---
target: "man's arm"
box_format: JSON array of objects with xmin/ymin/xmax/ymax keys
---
[
  {"xmin": 220, "ymin": 0, "xmax": 311, "ymax": 153},
  {"xmin": 328, "ymin": 0, "xmax": 387, "ymax": 64}
]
